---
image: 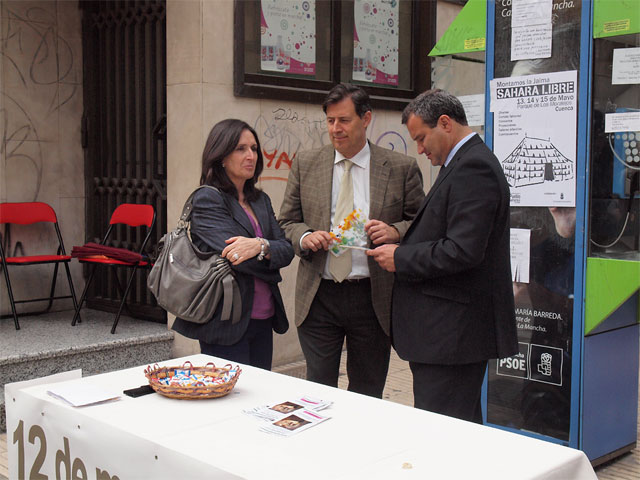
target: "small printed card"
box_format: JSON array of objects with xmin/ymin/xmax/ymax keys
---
[
  {"xmin": 244, "ymin": 395, "xmax": 332, "ymax": 437},
  {"xmin": 258, "ymin": 409, "xmax": 330, "ymax": 437},
  {"xmin": 329, "ymin": 208, "xmax": 368, "ymax": 257}
]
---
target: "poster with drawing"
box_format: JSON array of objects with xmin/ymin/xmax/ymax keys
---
[
  {"xmin": 490, "ymin": 70, "xmax": 577, "ymax": 207},
  {"xmin": 261, "ymin": 0, "xmax": 316, "ymax": 76},
  {"xmin": 352, "ymin": 0, "xmax": 399, "ymax": 86}
]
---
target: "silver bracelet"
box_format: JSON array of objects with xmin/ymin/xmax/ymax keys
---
[{"xmin": 257, "ymin": 237, "xmax": 268, "ymax": 261}]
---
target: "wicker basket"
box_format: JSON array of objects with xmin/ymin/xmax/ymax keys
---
[{"xmin": 144, "ymin": 361, "xmax": 241, "ymax": 399}]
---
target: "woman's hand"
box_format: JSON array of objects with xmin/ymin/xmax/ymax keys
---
[{"xmin": 222, "ymin": 236, "xmax": 261, "ymax": 265}]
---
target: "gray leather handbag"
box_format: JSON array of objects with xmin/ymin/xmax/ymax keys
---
[{"xmin": 147, "ymin": 186, "xmax": 241, "ymax": 324}]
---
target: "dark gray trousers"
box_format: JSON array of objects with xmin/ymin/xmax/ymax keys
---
[
  {"xmin": 410, "ymin": 360, "xmax": 488, "ymax": 424},
  {"xmin": 297, "ymin": 279, "xmax": 390, "ymax": 398}
]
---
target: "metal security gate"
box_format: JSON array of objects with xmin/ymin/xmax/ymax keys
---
[{"xmin": 81, "ymin": 0, "xmax": 167, "ymax": 321}]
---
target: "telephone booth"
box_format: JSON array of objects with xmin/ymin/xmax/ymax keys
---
[{"xmin": 468, "ymin": 0, "xmax": 640, "ymax": 465}]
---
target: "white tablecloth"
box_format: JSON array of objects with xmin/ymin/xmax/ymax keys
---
[{"xmin": 5, "ymin": 354, "xmax": 597, "ymax": 479}]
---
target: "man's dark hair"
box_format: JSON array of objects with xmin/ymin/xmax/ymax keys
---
[
  {"xmin": 322, "ymin": 83, "xmax": 372, "ymax": 118},
  {"xmin": 200, "ymin": 118, "xmax": 263, "ymax": 202},
  {"xmin": 401, "ymin": 89, "xmax": 468, "ymax": 128}
]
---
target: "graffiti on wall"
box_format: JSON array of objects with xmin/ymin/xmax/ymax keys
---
[
  {"xmin": 1, "ymin": 4, "xmax": 78, "ymax": 203},
  {"xmin": 254, "ymin": 107, "xmax": 328, "ymax": 182},
  {"xmin": 0, "ymin": 2, "xmax": 80, "ymax": 298},
  {"xmin": 369, "ymin": 114, "xmax": 409, "ymax": 155},
  {"xmin": 255, "ymin": 108, "xmax": 410, "ymax": 183}
]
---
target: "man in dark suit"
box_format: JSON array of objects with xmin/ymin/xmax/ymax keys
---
[
  {"xmin": 279, "ymin": 84, "xmax": 424, "ymax": 398},
  {"xmin": 367, "ymin": 89, "xmax": 518, "ymax": 422}
]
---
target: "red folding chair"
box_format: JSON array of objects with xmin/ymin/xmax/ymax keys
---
[
  {"xmin": 72, "ymin": 204, "xmax": 155, "ymax": 334},
  {"xmin": 0, "ymin": 202, "xmax": 80, "ymax": 330}
]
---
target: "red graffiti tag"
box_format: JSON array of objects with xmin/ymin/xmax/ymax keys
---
[{"xmin": 263, "ymin": 149, "xmax": 294, "ymax": 170}]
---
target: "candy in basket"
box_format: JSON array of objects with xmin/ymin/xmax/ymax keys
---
[{"xmin": 144, "ymin": 361, "xmax": 241, "ymax": 399}]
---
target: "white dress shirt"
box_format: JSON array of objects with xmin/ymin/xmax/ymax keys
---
[{"xmin": 301, "ymin": 142, "xmax": 371, "ymax": 280}]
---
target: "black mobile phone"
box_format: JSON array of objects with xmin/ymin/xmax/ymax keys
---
[{"xmin": 123, "ymin": 385, "xmax": 155, "ymax": 398}]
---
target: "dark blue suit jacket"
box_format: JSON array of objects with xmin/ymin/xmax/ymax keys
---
[
  {"xmin": 392, "ymin": 135, "xmax": 518, "ymax": 364},
  {"xmin": 172, "ymin": 187, "xmax": 294, "ymax": 345}
]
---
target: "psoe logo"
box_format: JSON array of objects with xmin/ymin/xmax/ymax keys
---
[{"xmin": 496, "ymin": 342, "xmax": 529, "ymax": 379}]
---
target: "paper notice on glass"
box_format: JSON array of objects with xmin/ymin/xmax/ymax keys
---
[
  {"xmin": 459, "ymin": 94, "xmax": 485, "ymax": 127},
  {"xmin": 612, "ymin": 47, "xmax": 640, "ymax": 85},
  {"xmin": 511, "ymin": 0, "xmax": 552, "ymax": 61},
  {"xmin": 511, "ymin": 24, "xmax": 552, "ymax": 61},
  {"xmin": 605, "ymin": 112, "xmax": 640, "ymax": 133},
  {"xmin": 511, "ymin": 228, "xmax": 531, "ymax": 283},
  {"xmin": 47, "ymin": 383, "xmax": 121, "ymax": 407},
  {"xmin": 490, "ymin": 70, "xmax": 577, "ymax": 207},
  {"xmin": 511, "ymin": 0, "xmax": 552, "ymax": 28}
]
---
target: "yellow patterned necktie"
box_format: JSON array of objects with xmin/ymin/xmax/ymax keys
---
[{"xmin": 329, "ymin": 159, "xmax": 354, "ymax": 282}]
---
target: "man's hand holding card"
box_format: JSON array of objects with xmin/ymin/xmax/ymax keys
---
[{"xmin": 329, "ymin": 208, "xmax": 369, "ymax": 257}]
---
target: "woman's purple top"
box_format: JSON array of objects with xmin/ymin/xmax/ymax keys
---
[{"xmin": 243, "ymin": 208, "xmax": 275, "ymax": 320}]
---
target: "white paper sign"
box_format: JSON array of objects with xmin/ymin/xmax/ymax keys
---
[
  {"xmin": 511, "ymin": 24, "xmax": 552, "ymax": 61},
  {"xmin": 605, "ymin": 112, "xmax": 640, "ymax": 133},
  {"xmin": 612, "ymin": 47, "xmax": 640, "ymax": 85},
  {"xmin": 459, "ymin": 94, "xmax": 485, "ymax": 127},
  {"xmin": 510, "ymin": 228, "xmax": 531, "ymax": 283},
  {"xmin": 511, "ymin": 0, "xmax": 552, "ymax": 28},
  {"xmin": 511, "ymin": 0, "xmax": 552, "ymax": 61},
  {"xmin": 491, "ymin": 70, "xmax": 577, "ymax": 207}
]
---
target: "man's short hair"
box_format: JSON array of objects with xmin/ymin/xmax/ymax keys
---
[
  {"xmin": 322, "ymin": 83, "xmax": 372, "ymax": 118},
  {"xmin": 401, "ymin": 89, "xmax": 468, "ymax": 127}
]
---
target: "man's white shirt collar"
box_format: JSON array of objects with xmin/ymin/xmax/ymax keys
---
[
  {"xmin": 334, "ymin": 141, "xmax": 370, "ymax": 168},
  {"xmin": 444, "ymin": 132, "xmax": 475, "ymax": 168}
]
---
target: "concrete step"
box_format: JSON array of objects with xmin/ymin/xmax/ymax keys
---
[{"xmin": 0, "ymin": 309, "xmax": 173, "ymax": 432}]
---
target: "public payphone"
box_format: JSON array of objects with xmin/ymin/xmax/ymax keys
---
[{"xmin": 483, "ymin": 0, "xmax": 639, "ymax": 465}]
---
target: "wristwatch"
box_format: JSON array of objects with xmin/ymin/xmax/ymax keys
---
[{"xmin": 257, "ymin": 237, "xmax": 270, "ymax": 261}]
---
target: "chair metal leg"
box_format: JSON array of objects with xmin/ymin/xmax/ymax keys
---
[
  {"xmin": 63, "ymin": 262, "xmax": 81, "ymax": 324},
  {"xmin": 112, "ymin": 269, "xmax": 134, "ymax": 317},
  {"xmin": 111, "ymin": 265, "xmax": 139, "ymax": 334},
  {"xmin": 45, "ymin": 262, "xmax": 60, "ymax": 312},
  {"xmin": 1, "ymin": 264, "xmax": 20, "ymax": 330},
  {"xmin": 72, "ymin": 264, "xmax": 97, "ymax": 326}
]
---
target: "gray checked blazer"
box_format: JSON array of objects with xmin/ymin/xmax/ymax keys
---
[{"xmin": 278, "ymin": 141, "xmax": 424, "ymax": 335}]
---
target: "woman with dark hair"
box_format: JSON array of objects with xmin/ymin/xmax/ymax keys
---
[{"xmin": 172, "ymin": 119, "xmax": 294, "ymax": 370}]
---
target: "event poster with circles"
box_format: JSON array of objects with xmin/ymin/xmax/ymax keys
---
[{"xmin": 260, "ymin": 0, "xmax": 316, "ymax": 76}]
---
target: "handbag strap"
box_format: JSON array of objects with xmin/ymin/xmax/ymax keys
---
[
  {"xmin": 179, "ymin": 185, "xmax": 242, "ymax": 325},
  {"xmin": 177, "ymin": 185, "xmax": 221, "ymax": 227},
  {"xmin": 222, "ymin": 274, "xmax": 242, "ymax": 325}
]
